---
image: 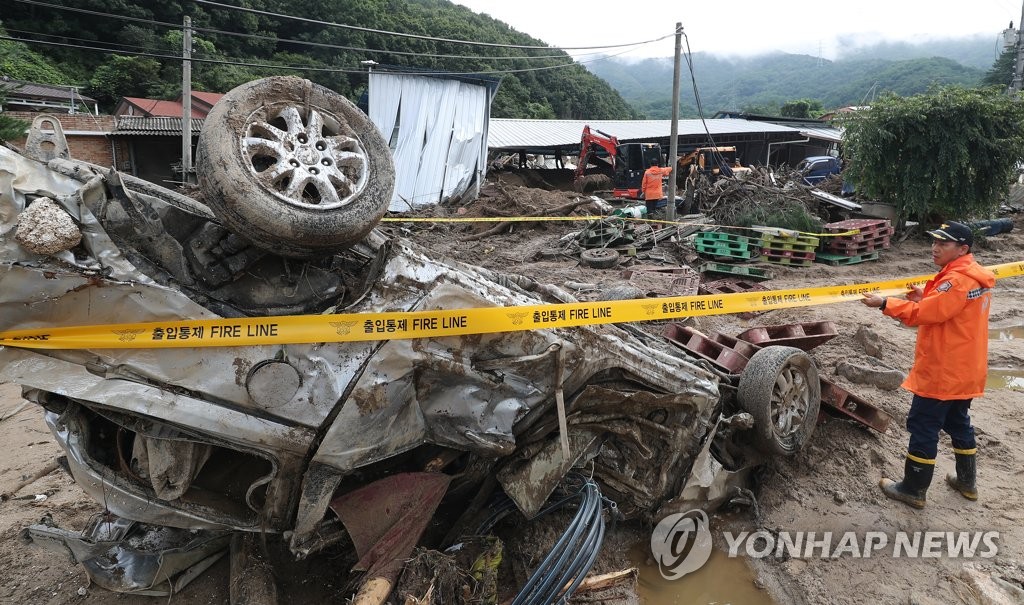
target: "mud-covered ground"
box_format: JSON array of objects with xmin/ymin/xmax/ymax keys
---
[{"xmin": 1, "ymin": 175, "xmax": 1022, "ymax": 604}]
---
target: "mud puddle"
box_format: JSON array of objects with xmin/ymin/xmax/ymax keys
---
[
  {"xmin": 631, "ymin": 544, "xmax": 774, "ymax": 605},
  {"xmin": 991, "ymin": 325, "xmax": 1024, "ymax": 340},
  {"xmin": 987, "ymin": 369, "xmax": 1024, "ymax": 391},
  {"xmin": 988, "ymin": 324, "xmax": 1023, "ymax": 392}
]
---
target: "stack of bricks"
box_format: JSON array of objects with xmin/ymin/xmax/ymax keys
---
[
  {"xmin": 759, "ymin": 232, "xmax": 819, "ymax": 267},
  {"xmin": 817, "ymin": 219, "xmax": 892, "ymax": 265}
]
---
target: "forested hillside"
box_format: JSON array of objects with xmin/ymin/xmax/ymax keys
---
[
  {"xmin": 0, "ymin": 0, "xmax": 639, "ymax": 119},
  {"xmin": 589, "ymin": 49, "xmax": 988, "ymax": 118}
]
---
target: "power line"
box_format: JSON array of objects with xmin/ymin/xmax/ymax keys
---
[
  {"xmin": 681, "ymin": 31, "xmax": 730, "ymax": 170},
  {"xmin": 194, "ymin": 0, "xmax": 672, "ymax": 51},
  {"xmin": 0, "ymin": 34, "xmax": 635, "ymax": 77},
  {"xmin": 0, "ymin": 35, "xmax": 366, "ymax": 74},
  {"xmin": 189, "ymin": 23, "xmax": 614, "ymax": 62},
  {"xmin": 10, "ymin": 0, "xmax": 641, "ymax": 62},
  {"xmin": 12, "ymin": 0, "xmax": 180, "ymax": 31},
  {"xmin": 2, "ymin": 27, "xmax": 172, "ymax": 54}
]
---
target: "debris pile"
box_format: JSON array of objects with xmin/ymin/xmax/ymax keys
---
[
  {"xmin": 662, "ymin": 320, "xmax": 894, "ymax": 434},
  {"xmin": 695, "ymin": 167, "xmax": 829, "ymax": 234}
]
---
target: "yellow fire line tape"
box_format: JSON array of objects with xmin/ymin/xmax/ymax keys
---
[
  {"xmin": 381, "ymin": 215, "xmax": 860, "ymax": 237},
  {"xmin": 2, "ymin": 261, "xmax": 1020, "ymax": 350}
]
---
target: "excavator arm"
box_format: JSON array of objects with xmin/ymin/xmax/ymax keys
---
[{"xmin": 574, "ymin": 125, "xmax": 620, "ymax": 183}]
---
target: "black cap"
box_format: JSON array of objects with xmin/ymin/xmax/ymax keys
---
[{"xmin": 927, "ymin": 222, "xmax": 973, "ymax": 247}]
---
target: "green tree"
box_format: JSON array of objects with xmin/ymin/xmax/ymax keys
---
[
  {"xmin": 780, "ymin": 98, "xmax": 824, "ymax": 118},
  {"xmin": 0, "ymin": 30, "xmax": 72, "ymax": 85},
  {"xmin": 841, "ymin": 85, "xmax": 1024, "ymax": 221},
  {"xmin": 86, "ymin": 55, "xmax": 162, "ymax": 108},
  {"xmin": 740, "ymin": 101, "xmax": 780, "ymax": 115},
  {"xmin": 982, "ymin": 44, "xmax": 1017, "ymax": 88},
  {"xmin": 0, "ymin": 88, "xmax": 30, "ymax": 142}
]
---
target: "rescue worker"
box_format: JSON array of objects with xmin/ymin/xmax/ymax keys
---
[
  {"xmin": 640, "ymin": 162, "xmax": 673, "ymax": 206},
  {"xmin": 861, "ymin": 222, "xmax": 995, "ymax": 509}
]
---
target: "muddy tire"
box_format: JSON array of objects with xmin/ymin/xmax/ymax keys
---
[
  {"xmin": 196, "ymin": 76, "xmax": 394, "ymax": 258},
  {"xmin": 580, "ymin": 248, "xmax": 620, "ymax": 269},
  {"xmin": 737, "ymin": 346, "xmax": 820, "ymax": 456}
]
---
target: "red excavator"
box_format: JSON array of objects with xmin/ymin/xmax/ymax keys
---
[{"xmin": 574, "ymin": 126, "xmax": 663, "ymax": 199}]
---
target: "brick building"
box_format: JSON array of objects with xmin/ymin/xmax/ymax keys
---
[
  {"xmin": 3, "ymin": 83, "xmax": 218, "ymax": 184},
  {"xmin": 4, "ymin": 111, "xmax": 124, "ymax": 169},
  {"xmin": 111, "ymin": 116, "xmax": 202, "ymax": 185}
]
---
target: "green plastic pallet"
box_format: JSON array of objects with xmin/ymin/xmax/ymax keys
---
[
  {"xmin": 700, "ymin": 262, "xmax": 775, "ymax": 281},
  {"xmin": 696, "ymin": 231, "xmax": 753, "ymax": 244},
  {"xmin": 814, "ymin": 251, "xmax": 880, "ymax": 265},
  {"xmin": 694, "ymin": 239, "xmax": 753, "ymax": 251},
  {"xmin": 695, "ymin": 244, "xmax": 759, "ymax": 259}
]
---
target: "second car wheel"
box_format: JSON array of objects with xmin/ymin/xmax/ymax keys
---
[
  {"xmin": 196, "ymin": 76, "xmax": 394, "ymax": 258},
  {"xmin": 737, "ymin": 346, "xmax": 820, "ymax": 456},
  {"xmin": 580, "ymin": 248, "xmax": 620, "ymax": 269}
]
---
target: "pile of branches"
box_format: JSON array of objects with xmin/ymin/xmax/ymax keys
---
[{"xmin": 695, "ymin": 166, "xmax": 829, "ymax": 233}]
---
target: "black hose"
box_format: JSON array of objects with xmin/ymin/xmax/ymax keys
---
[
  {"xmin": 521, "ymin": 486, "xmax": 600, "ymax": 603},
  {"xmin": 555, "ymin": 509, "xmax": 605, "ymax": 603},
  {"xmin": 510, "ymin": 478, "xmax": 610, "ymax": 605},
  {"xmin": 511, "ymin": 489, "xmax": 592, "ymax": 605},
  {"xmin": 546, "ymin": 486, "xmax": 605, "ymax": 603}
]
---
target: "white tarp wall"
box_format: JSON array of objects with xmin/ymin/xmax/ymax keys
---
[{"xmin": 368, "ymin": 72, "xmax": 492, "ymax": 211}]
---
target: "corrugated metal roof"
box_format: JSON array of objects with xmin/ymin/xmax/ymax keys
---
[
  {"xmin": 3, "ymin": 79, "xmax": 97, "ymax": 103},
  {"xmin": 799, "ymin": 126, "xmax": 844, "ymax": 143},
  {"xmin": 487, "ymin": 118, "xmax": 800, "ymax": 150},
  {"xmin": 112, "ymin": 116, "xmax": 204, "ymax": 135}
]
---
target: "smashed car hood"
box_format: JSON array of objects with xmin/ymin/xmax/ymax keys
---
[{"xmin": 0, "ymin": 146, "xmax": 720, "ymax": 475}]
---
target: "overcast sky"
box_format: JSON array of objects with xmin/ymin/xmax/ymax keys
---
[{"xmin": 452, "ymin": 1, "xmax": 1021, "ymax": 60}]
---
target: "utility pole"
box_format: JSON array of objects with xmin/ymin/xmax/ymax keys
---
[
  {"xmin": 182, "ymin": 15, "xmax": 194, "ymax": 183},
  {"xmin": 666, "ymin": 22, "xmax": 682, "ymax": 222},
  {"xmin": 1011, "ymin": 1, "xmax": 1024, "ymax": 93}
]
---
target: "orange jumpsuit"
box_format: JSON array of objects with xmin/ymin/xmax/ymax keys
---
[
  {"xmin": 883, "ymin": 254, "xmax": 995, "ymax": 399},
  {"xmin": 640, "ymin": 166, "xmax": 673, "ymax": 200}
]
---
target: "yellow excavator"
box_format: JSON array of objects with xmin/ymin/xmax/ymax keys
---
[{"xmin": 678, "ymin": 146, "xmax": 750, "ymax": 180}]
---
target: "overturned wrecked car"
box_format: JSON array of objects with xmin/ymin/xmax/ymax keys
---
[{"xmin": 0, "ymin": 77, "xmax": 821, "ymax": 602}]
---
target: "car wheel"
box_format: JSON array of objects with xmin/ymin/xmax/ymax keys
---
[
  {"xmin": 580, "ymin": 248, "xmax": 620, "ymax": 269},
  {"xmin": 196, "ymin": 76, "xmax": 394, "ymax": 258},
  {"xmin": 737, "ymin": 346, "xmax": 820, "ymax": 456}
]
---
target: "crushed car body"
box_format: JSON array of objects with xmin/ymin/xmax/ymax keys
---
[{"xmin": 0, "ymin": 77, "xmax": 821, "ymax": 600}]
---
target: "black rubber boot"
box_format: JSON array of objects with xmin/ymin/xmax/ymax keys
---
[
  {"xmin": 946, "ymin": 451, "xmax": 978, "ymax": 501},
  {"xmin": 879, "ymin": 456, "xmax": 934, "ymax": 509}
]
